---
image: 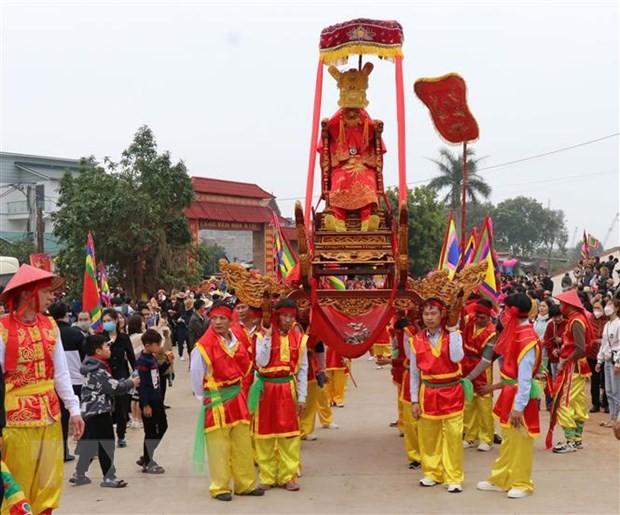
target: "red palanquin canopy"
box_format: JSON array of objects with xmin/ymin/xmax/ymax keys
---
[{"xmin": 319, "ymin": 18, "xmax": 404, "ymax": 65}]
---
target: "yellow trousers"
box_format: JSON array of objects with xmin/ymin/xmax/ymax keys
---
[
  {"xmin": 316, "ymin": 382, "xmax": 333, "ymax": 426},
  {"xmin": 463, "ymin": 394, "xmax": 494, "ymax": 445},
  {"xmin": 418, "ymin": 415, "xmax": 464, "ymax": 484},
  {"xmin": 396, "ymin": 386, "xmax": 404, "ymax": 432},
  {"xmin": 488, "ymin": 426, "xmax": 535, "ymax": 493},
  {"xmin": 372, "ymin": 343, "xmax": 391, "ymax": 358},
  {"xmin": 2, "ymin": 422, "xmax": 63, "ymax": 515},
  {"xmin": 327, "ymin": 369, "xmax": 348, "ymax": 405},
  {"xmin": 254, "ymin": 436, "xmax": 300, "ymax": 486},
  {"xmin": 401, "ymin": 401, "xmax": 421, "ymax": 462},
  {"xmin": 557, "ymin": 374, "xmax": 589, "ymax": 442},
  {"xmin": 300, "ymin": 380, "xmax": 318, "ymax": 438},
  {"xmin": 204, "ymin": 423, "xmax": 257, "ymax": 497}
]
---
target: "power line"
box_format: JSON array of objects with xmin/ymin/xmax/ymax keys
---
[
  {"xmin": 275, "ymin": 132, "xmax": 619, "ymax": 202},
  {"xmin": 476, "ymin": 132, "xmax": 619, "ymax": 173}
]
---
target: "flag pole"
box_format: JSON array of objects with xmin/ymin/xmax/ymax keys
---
[{"xmin": 460, "ymin": 141, "xmax": 468, "ymax": 247}]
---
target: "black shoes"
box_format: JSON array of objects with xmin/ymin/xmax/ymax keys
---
[{"xmin": 215, "ymin": 493, "xmax": 232, "ymax": 502}]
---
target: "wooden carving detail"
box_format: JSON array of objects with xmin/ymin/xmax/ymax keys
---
[
  {"xmin": 317, "ymin": 297, "xmax": 385, "ymax": 316},
  {"xmin": 218, "ymin": 259, "xmax": 294, "ymax": 307}
]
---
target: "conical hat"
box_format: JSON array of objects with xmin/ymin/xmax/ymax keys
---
[
  {"xmin": 554, "ymin": 289, "xmax": 584, "ymax": 310},
  {"xmin": 1, "ymin": 264, "xmax": 63, "ymax": 299}
]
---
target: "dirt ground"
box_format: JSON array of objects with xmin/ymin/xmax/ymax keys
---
[{"xmin": 58, "ymin": 354, "xmax": 620, "ymax": 515}]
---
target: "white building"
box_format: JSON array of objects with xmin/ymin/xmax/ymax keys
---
[{"xmin": 0, "ymin": 152, "xmax": 82, "ymax": 254}]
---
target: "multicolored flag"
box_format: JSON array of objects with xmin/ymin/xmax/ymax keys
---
[
  {"xmin": 580, "ymin": 230, "xmax": 589, "ymax": 261},
  {"xmin": 437, "ymin": 211, "xmax": 460, "ymax": 280},
  {"xmin": 471, "ymin": 215, "xmax": 498, "ymax": 304},
  {"xmin": 326, "ymin": 275, "xmax": 346, "ymax": 290},
  {"xmin": 98, "ymin": 260, "xmax": 111, "ymax": 307},
  {"xmin": 1, "ymin": 460, "xmax": 33, "ymax": 514},
  {"xmin": 457, "ymin": 226, "xmax": 477, "ymax": 272},
  {"xmin": 83, "ymin": 232, "xmax": 102, "ymax": 333},
  {"xmin": 587, "ymin": 233, "xmax": 601, "ymax": 250},
  {"xmin": 270, "ymin": 211, "xmax": 298, "ymax": 282}
]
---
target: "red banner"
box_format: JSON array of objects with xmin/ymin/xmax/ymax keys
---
[
  {"xmin": 29, "ymin": 253, "xmax": 52, "ymax": 272},
  {"xmin": 311, "ymin": 303, "xmax": 395, "ymax": 359},
  {"xmin": 414, "ymin": 73, "xmax": 479, "ymax": 144}
]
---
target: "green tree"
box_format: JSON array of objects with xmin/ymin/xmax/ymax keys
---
[
  {"xmin": 0, "ymin": 238, "xmax": 36, "ymax": 265},
  {"xmin": 428, "ymin": 147, "xmax": 491, "ymax": 232},
  {"xmin": 493, "ymin": 196, "xmax": 569, "ymax": 259},
  {"xmin": 197, "ymin": 243, "xmax": 228, "ymax": 277},
  {"xmin": 385, "ymin": 185, "xmax": 445, "ymax": 276},
  {"xmin": 53, "ymin": 126, "xmax": 196, "ymax": 299}
]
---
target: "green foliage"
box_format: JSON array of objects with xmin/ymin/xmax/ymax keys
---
[
  {"xmin": 385, "ymin": 186, "xmax": 445, "ymax": 276},
  {"xmin": 493, "ymin": 196, "xmax": 569, "ymax": 257},
  {"xmin": 0, "ymin": 238, "xmax": 36, "ymax": 265},
  {"xmin": 428, "ymin": 146, "xmax": 491, "ymax": 231},
  {"xmin": 52, "ymin": 126, "xmax": 196, "ymax": 299},
  {"xmin": 196, "ymin": 244, "xmax": 228, "ymax": 278}
]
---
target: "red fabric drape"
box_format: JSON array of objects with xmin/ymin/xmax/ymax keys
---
[
  {"xmin": 305, "ymin": 59, "xmax": 324, "ymax": 230},
  {"xmin": 395, "ymin": 55, "xmax": 407, "ymax": 206}
]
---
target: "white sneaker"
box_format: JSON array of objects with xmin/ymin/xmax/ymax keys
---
[
  {"xmin": 419, "ymin": 476, "xmax": 437, "ymax": 487},
  {"xmin": 322, "ymin": 422, "xmax": 339, "ymax": 429},
  {"xmin": 462, "ymin": 440, "xmax": 478, "ymax": 449},
  {"xmin": 477, "ymin": 442, "xmax": 492, "ymax": 452},
  {"xmin": 447, "ymin": 484, "xmax": 462, "ymax": 493},
  {"xmin": 552, "ymin": 441, "xmax": 577, "ymax": 454},
  {"xmin": 507, "ymin": 488, "xmax": 530, "ymax": 499},
  {"xmin": 376, "ymin": 365, "xmax": 384, "ymax": 370},
  {"xmin": 180, "ymin": 356, "xmax": 186, "ymax": 361},
  {"xmin": 303, "ymin": 433, "xmax": 318, "ymax": 441},
  {"xmin": 477, "ymin": 481, "xmax": 503, "ymax": 492}
]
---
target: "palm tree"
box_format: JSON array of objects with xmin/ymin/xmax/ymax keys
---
[{"xmin": 428, "ymin": 147, "xmax": 491, "ymax": 230}]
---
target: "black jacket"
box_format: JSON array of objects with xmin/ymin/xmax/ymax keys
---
[{"xmin": 106, "ymin": 332, "xmax": 136, "ymax": 380}]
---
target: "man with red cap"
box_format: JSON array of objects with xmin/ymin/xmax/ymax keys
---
[
  {"xmin": 409, "ymin": 297, "xmax": 466, "ymax": 493},
  {"xmin": 550, "ymin": 289, "xmax": 593, "ymax": 453},
  {"xmin": 0, "ymin": 264, "xmax": 84, "ymax": 514},
  {"xmin": 476, "ymin": 293, "xmax": 542, "ymax": 499},
  {"xmin": 190, "ymin": 301, "xmax": 263, "ymax": 502},
  {"xmin": 249, "ymin": 298, "xmax": 308, "ymax": 492},
  {"xmin": 461, "ymin": 299, "xmax": 497, "ymax": 452}
]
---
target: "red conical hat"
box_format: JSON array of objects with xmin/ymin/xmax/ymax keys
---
[
  {"xmin": 554, "ymin": 289, "xmax": 584, "ymax": 311},
  {"xmin": 1, "ymin": 264, "xmax": 63, "ymax": 299}
]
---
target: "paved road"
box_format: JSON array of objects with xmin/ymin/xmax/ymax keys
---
[{"xmin": 59, "ymin": 354, "xmax": 619, "ymax": 514}]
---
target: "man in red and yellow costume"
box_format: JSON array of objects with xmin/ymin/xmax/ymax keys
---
[
  {"xmin": 477, "ymin": 293, "xmax": 542, "ymax": 499},
  {"xmin": 550, "ymin": 289, "xmax": 592, "ymax": 453},
  {"xmin": 190, "ymin": 302, "xmax": 263, "ymax": 502},
  {"xmin": 0, "ymin": 264, "xmax": 84, "ymax": 514},
  {"xmin": 410, "ymin": 298, "xmax": 465, "ymax": 493},
  {"xmin": 250, "ymin": 298, "xmax": 308, "ymax": 491},
  {"xmin": 394, "ymin": 317, "xmax": 421, "ymax": 469},
  {"xmin": 461, "ymin": 299, "xmax": 497, "ymax": 452},
  {"xmin": 320, "ymin": 63, "xmax": 385, "ymax": 232}
]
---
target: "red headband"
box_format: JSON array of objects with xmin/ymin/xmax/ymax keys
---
[
  {"xmin": 210, "ymin": 306, "xmax": 233, "ymax": 320},
  {"xmin": 274, "ymin": 307, "xmax": 297, "ymax": 316},
  {"xmin": 474, "ymin": 304, "xmax": 493, "ymax": 316},
  {"xmin": 422, "ymin": 299, "xmax": 446, "ymax": 312},
  {"xmin": 508, "ymin": 305, "xmax": 528, "ymax": 317}
]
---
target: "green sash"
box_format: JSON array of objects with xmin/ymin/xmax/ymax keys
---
[
  {"xmin": 501, "ymin": 378, "xmax": 542, "ymax": 399},
  {"xmin": 192, "ymin": 384, "xmax": 241, "ymax": 472},
  {"xmin": 422, "ymin": 377, "xmax": 474, "ymax": 403},
  {"xmin": 248, "ymin": 373, "xmax": 294, "ymax": 414}
]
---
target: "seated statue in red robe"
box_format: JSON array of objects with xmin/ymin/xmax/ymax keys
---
[{"xmin": 320, "ymin": 63, "xmax": 385, "ymax": 232}]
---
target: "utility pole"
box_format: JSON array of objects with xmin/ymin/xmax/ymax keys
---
[{"xmin": 36, "ymin": 207, "xmax": 44, "ymax": 253}]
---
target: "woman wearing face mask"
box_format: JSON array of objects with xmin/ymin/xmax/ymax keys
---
[
  {"xmin": 596, "ymin": 299, "xmax": 620, "ymax": 427},
  {"xmin": 102, "ymin": 308, "xmax": 136, "ymax": 448},
  {"xmin": 589, "ymin": 300, "xmax": 610, "ymax": 414}
]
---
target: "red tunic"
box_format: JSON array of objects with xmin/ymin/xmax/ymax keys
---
[
  {"xmin": 461, "ymin": 320, "xmax": 496, "ymax": 389},
  {"xmin": 560, "ymin": 313, "xmax": 591, "ymax": 376},
  {"xmin": 231, "ymin": 323, "xmax": 254, "ymax": 398},
  {"xmin": 326, "ymin": 346, "xmax": 347, "ymax": 371},
  {"xmin": 411, "ymin": 330, "xmax": 464, "ymax": 419},
  {"xmin": 195, "ymin": 327, "xmax": 252, "ymax": 432},
  {"xmin": 253, "ymin": 329, "xmax": 306, "ymax": 438},
  {"xmin": 0, "ymin": 314, "xmax": 61, "ymax": 427},
  {"xmin": 493, "ymin": 323, "xmax": 542, "ymax": 436}
]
